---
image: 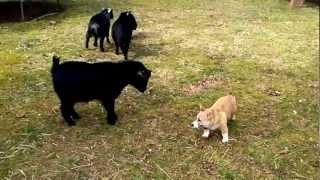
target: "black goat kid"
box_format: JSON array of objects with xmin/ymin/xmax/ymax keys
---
[
  {"xmin": 85, "ymin": 8, "xmax": 113, "ymax": 52},
  {"xmin": 51, "ymin": 56, "xmax": 151, "ymax": 126},
  {"xmin": 112, "ymin": 11, "xmax": 137, "ymax": 60}
]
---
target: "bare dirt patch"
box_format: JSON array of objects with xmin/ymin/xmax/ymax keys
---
[{"xmin": 182, "ymin": 75, "xmax": 225, "ymax": 95}]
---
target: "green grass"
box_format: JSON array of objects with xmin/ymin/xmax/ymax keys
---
[{"xmin": 0, "ymin": 0, "xmax": 319, "ymax": 179}]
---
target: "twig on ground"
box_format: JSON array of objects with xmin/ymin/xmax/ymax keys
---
[
  {"xmin": 34, "ymin": 12, "xmax": 59, "ymax": 21},
  {"xmin": 154, "ymin": 162, "xmax": 172, "ymax": 180},
  {"xmin": 18, "ymin": 169, "xmax": 26, "ymax": 179},
  {"xmin": 70, "ymin": 164, "xmax": 92, "ymax": 170}
]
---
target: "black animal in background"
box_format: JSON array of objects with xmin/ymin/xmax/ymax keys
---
[
  {"xmin": 85, "ymin": 8, "xmax": 113, "ymax": 52},
  {"xmin": 112, "ymin": 11, "xmax": 137, "ymax": 60},
  {"xmin": 51, "ymin": 56, "xmax": 151, "ymax": 126}
]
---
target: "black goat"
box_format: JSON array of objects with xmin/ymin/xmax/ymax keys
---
[
  {"xmin": 112, "ymin": 11, "xmax": 137, "ymax": 60},
  {"xmin": 85, "ymin": 8, "xmax": 113, "ymax": 52},
  {"xmin": 51, "ymin": 56, "xmax": 151, "ymax": 126}
]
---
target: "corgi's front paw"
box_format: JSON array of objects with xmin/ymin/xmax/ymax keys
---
[
  {"xmin": 202, "ymin": 134, "xmax": 209, "ymax": 138},
  {"xmin": 202, "ymin": 130, "xmax": 210, "ymax": 138},
  {"xmin": 222, "ymin": 133, "xmax": 229, "ymax": 143},
  {"xmin": 222, "ymin": 138, "xmax": 229, "ymax": 143}
]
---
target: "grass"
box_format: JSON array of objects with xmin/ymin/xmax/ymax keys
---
[{"xmin": 0, "ymin": 0, "xmax": 319, "ymax": 179}]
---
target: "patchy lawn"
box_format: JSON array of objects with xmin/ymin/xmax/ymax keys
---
[{"xmin": 0, "ymin": 0, "xmax": 319, "ymax": 179}]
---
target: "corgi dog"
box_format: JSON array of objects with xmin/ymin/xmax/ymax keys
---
[{"xmin": 191, "ymin": 95, "xmax": 237, "ymax": 143}]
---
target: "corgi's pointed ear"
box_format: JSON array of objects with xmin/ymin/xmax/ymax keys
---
[{"xmin": 207, "ymin": 110, "xmax": 214, "ymax": 118}]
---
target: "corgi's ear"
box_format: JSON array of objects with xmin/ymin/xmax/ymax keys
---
[
  {"xmin": 207, "ymin": 110, "xmax": 215, "ymax": 119},
  {"xmin": 199, "ymin": 104, "xmax": 205, "ymax": 111}
]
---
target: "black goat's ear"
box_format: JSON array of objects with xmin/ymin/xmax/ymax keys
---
[
  {"xmin": 110, "ymin": 10, "xmax": 114, "ymax": 19},
  {"xmin": 101, "ymin": 8, "xmax": 108, "ymax": 15}
]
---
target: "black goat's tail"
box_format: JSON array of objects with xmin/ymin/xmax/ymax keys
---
[{"xmin": 51, "ymin": 55, "xmax": 60, "ymax": 74}]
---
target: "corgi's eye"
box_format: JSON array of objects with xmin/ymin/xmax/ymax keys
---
[{"xmin": 197, "ymin": 118, "xmax": 201, "ymax": 122}]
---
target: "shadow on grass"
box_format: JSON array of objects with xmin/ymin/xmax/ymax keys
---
[
  {"xmin": 131, "ymin": 31, "xmax": 167, "ymax": 59},
  {"xmin": 0, "ymin": 2, "xmax": 63, "ymax": 23},
  {"xmin": 0, "ymin": 0, "xmax": 113, "ymax": 34}
]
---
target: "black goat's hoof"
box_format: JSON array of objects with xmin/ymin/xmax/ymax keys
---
[
  {"xmin": 107, "ymin": 116, "xmax": 117, "ymax": 125},
  {"xmin": 107, "ymin": 120, "xmax": 116, "ymax": 125},
  {"xmin": 67, "ymin": 121, "xmax": 76, "ymax": 126},
  {"xmin": 72, "ymin": 114, "xmax": 81, "ymax": 120}
]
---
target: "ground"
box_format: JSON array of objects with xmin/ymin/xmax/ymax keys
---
[{"xmin": 0, "ymin": 0, "xmax": 319, "ymax": 179}]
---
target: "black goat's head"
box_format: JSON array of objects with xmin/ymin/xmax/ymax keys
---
[
  {"xmin": 119, "ymin": 11, "xmax": 137, "ymax": 30},
  {"xmin": 101, "ymin": 8, "xmax": 113, "ymax": 19},
  {"xmin": 124, "ymin": 61, "xmax": 151, "ymax": 92}
]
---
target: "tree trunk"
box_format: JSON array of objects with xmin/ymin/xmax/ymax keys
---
[
  {"xmin": 20, "ymin": 0, "xmax": 24, "ymax": 21},
  {"xmin": 290, "ymin": 0, "xmax": 305, "ymax": 8}
]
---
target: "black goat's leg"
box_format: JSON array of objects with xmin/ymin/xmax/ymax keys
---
[
  {"xmin": 121, "ymin": 43, "xmax": 129, "ymax": 60},
  {"xmin": 70, "ymin": 103, "xmax": 80, "ymax": 120},
  {"xmin": 102, "ymin": 99, "xmax": 117, "ymax": 125},
  {"xmin": 94, "ymin": 36, "xmax": 98, "ymax": 47},
  {"xmin": 114, "ymin": 39, "xmax": 119, "ymax": 54},
  {"xmin": 60, "ymin": 103, "xmax": 76, "ymax": 126},
  {"xmin": 85, "ymin": 32, "xmax": 90, "ymax": 49},
  {"xmin": 106, "ymin": 30, "xmax": 111, "ymax": 43},
  {"xmin": 99, "ymin": 36, "xmax": 105, "ymax": 52}
]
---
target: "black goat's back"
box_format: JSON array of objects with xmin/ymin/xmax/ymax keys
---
[{"xmin": 51, "ymin": 60, "xmax": 148, "ymax": 101}]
